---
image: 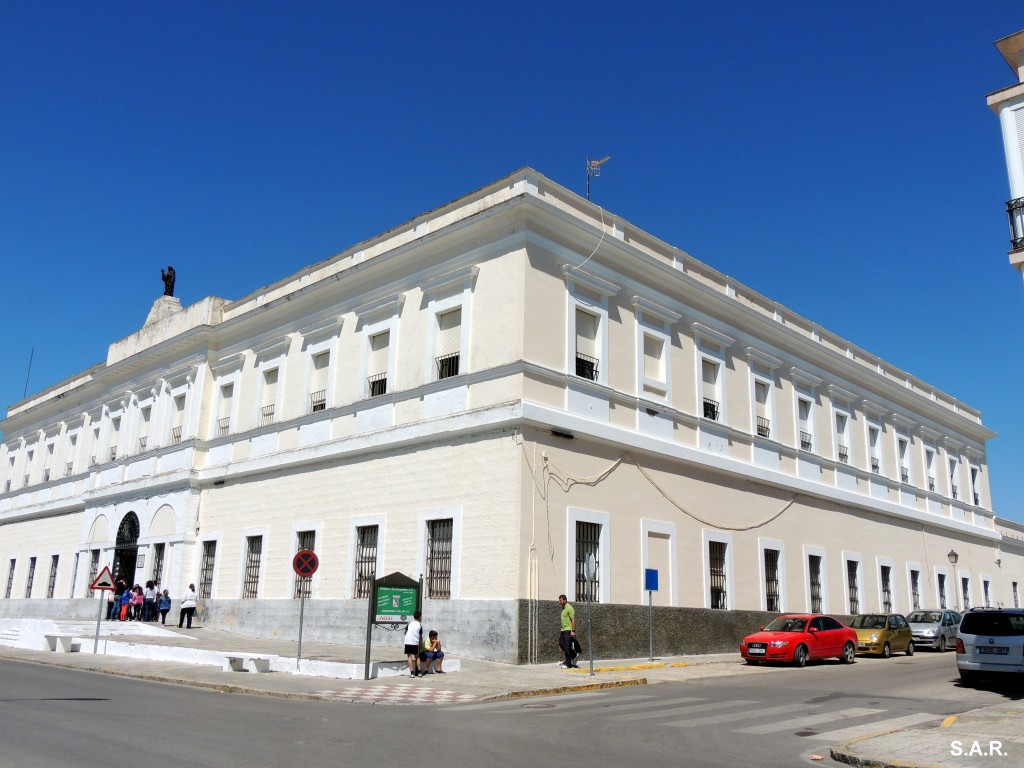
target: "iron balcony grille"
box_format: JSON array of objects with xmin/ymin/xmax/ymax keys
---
[
  {"xmin": 974, "ymin": 492, "xmax": 980, "ymax": 506},
  {"xmin": 199, "ymin": 541, "xmax": 217, "ymax": 599},
  {"xmin": 575, "ymin": 521, "xmax": 601, "ymax": 603},
  {"xmin": 436, "ymin": 352, "xmax": 460, "ymax": 380},
  {"xmin": 709, "ymin": 541, "xmax": 728, "ymax": 609},
  {"xmin": 702, "ymin": 397, "xmax": 720, "ymax": 421},
  {"xmin": 43, "ymin": 469, "xmax": 50, "ymax": 482},
  {"xmin": 756, "ymin": 416, "xmax": 771, "ymax": 438},
  {"xmin": 242, "ymin": 536, "xmax": 262, "ymax": 599},
  {"xmin": 90, "ymin": 455, "xmax": 97, "ymax": 467},
  {"xmin": 109, "ymin": 447, "xmax": 117, "ymax": 461},
  {"xmin": 259, "ymin": 404, "xmax": 275, "ymax": 427},
  {"xmin": 23, "ymin": 475, "xmax": 29, "ymax": 487},
  {"xmin": 65, "ymin": 462, "xmax": 74, "ymax": 476},
  {"xmin": 800, "ymin": 431, "xmax": 813, "ymax": 451},
  {"xmin": 764, "ymin": 549, "xmax": 781, "ymax": 612},
  {"xmin": 171, "ymin": 426, "xmax": 183, "ymax": 444},
  {"xmin": 927, "ymin": 476, "xmax": 936, "ymax": 492},
  {"xmin": 138, "ymin": 437, "xmax": 147, "ymax": 452},
  {"xmin": 309, "ymin": 390, "xmax": 327, "ymax": 413},
  {"xmin": 1006, "ymin": 196, "xmax": 1024, "ymax": 251},
  {"xmin": 368, "ymin": 373, "xmax": 387, "ymax": 397},
  {"xmin": 870, "ymin": 457, "xmax": 880, "ymax": 474},
  {"xmin": 837, "ymin": 444, "xmax": 849, "ymax": 463},
  {"xmin": 217, "ymin": 417, "xmax": 230, "ymax": 437},
  {"xmin": 353, "ymin": 525, "xmax": 378, "ymax": 599},
  {"xmin": 900, "ymin": 467, "xmax": 909, "ymax": 484},
  {"xmin": 847, "ymin": 561, "xmax": 859, "ymax": 614},
  {"xmin": 951, "ymin": 484, "xmax": 958, "ymax": 500},
  {"xmin": 427, "ymin": 519, "xmax": 453, "ymax": 599},
  {"xmin": 575, "ymin": 353, "xmax": 599, "ymax": 381}
]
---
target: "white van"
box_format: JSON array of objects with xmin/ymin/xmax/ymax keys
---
[{"xmin": 956, "ymin": 608, "xmax": 1024, "ymax": 684}]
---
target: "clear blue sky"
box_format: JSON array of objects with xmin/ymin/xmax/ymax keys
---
[{"xmin": 2, "ymin": 3, "xmax": 1022, "ymax": 519}]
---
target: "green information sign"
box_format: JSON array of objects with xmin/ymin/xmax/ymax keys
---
[{"xmin": 375, "ymin": 585, "xmax": 418, "ymax": 623}]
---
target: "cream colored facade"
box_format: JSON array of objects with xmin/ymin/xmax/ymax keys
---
[{"xmin": 2, "ymin": 169, "xmax": 1021, "ymax": 661}]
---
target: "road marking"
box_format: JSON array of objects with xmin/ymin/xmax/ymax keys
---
[
  {"xmin": 441, "ymin": 691, "xmax": 610, "ymax": 711},
  {"xmin": 666, "ymin": 702, "xmax": 818, "ymax": 728},
  {"xmin": 736, "ymin": 707, "xmax": 886, "ymax": 734},
  {"xmin": 543, "ymin": 696, "xmax": 701, "ymax": 716},
  {"xmin": 807, "ymin": 712, "xmax": 942, "ymax": 741},
  {"xmin": 609, "ymin": 699, "xmax": 756, "ymax": 722}
]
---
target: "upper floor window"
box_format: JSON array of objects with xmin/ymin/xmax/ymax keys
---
[
  {"xmin": 834, "ymin": 411, "xmax": 850, "ymax": 464},
  {"xmin": 138, "ymin": 406, "xmax": 151, "ymax": 453},
  {"xmin": 109, "ymin": 418, "xmax": 120, "ymax": 461},
  {"xmin": 970, "ymin": 466, "xmax": 981, "ymax": 506},
  {"xmin": 574, "ymin": 308, "xmax": 600, "ymax": 381},
  {"xmin": 948, "ymin": 458, "xmax": 959, "ymax": 500},
  {"xmin": 368, "ymin": 330, "xmax": 390, "ymax": 397},
  {"xmin": 701, "ymin": 358, "xmax": 721, "ymax": 421},
  {"xmin": 640, "ymin": 331, "xmax": 667, "ymax": 398},
  {"xmin": 435, "ymin": 308, "xmax": 462, "ymax": 380},
  {"xmin": 797, "ymin": 397, "xmax": 814, "ymax": 451},
  {"xmin": 217, "ymin": 384, "xmax": 234, "ymax": 437},
  {"xmin": 867, "ymin": 424, "xmax": 881, "ymax": 474},
  {"xmin": 754, "ymin": 378, "xmax": 772, "ymax": 438},
  {"xmin": 310, "ymin": 352, "xmax": 329, "ymax": 413},
  {"xmin": 897, "ymin": 436, "xmax": 911, "ymax": 484},
  {"xmin": 171, "ymin": 394, "xmax": 186, "ymax": 444},
  {"xmin": 924, "ymin": 447, "xmax": 936, "ymax": 492},
  {"xmin": 260, "ymin": 368, "xmax": 279, "ymax": 427}
]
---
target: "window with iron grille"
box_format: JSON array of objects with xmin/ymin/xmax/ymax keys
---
[
  {"xmin": 846, "ymin": 560, "xmax": 859, "ymax": 614},
  {"xmin": 309, "ymin": 390, "xmax": 327, "ymax": 413},
  {"xmin": 310, "ymin": 351, "xmax": 329, "ymax": 412},
  {"xmin": 880, "ymin": 565, "xmax": 892, "ymax": 612},
  {"xmin": 217, "ymin": 383, "xmax": 233, "ymax": 436},
  {"xmin": 353, "ymin": 525, "xmax": 378, "ymax": 599},
  {"xmin": 870, "ymin": 457, "xmax": 880, "ymax": 474},
  {"xmin": 928, "ymin": 476, "xmax": 936, "ymax": 492},
  {"xmin": 46, "ymin": 555, "xmax": 59, "ymax": 598},
  {"xmin": 575, "ymin": 309, "xmax": 599, "ymax": 381},
  {"xmin": 797, "ymin": 398, "xmax": 813, "ymax": 451},
  {"xmin": 701, "ymin": 359, "xmax": 720, "ymax": 421},
  {"xmin": 436, "ymin": 308, "xmax": 461, "ymax": 380},
  {"xmin": 910, "ymin": 569, "xmax": 921, "ymax": 610},
  {"xmin": 368, "ymin": 331, "xmax": 389, "ymax": 396},
  {"xmin": 69, "ymin": 552, "xmax": 79, "ymax": 598},
  {"xmin": 242, "ymin": 536, "xmax": 263, "ymax": 599},
  {"xmin": 764, "ymin": 548, "xmax": 781, "ymax": 612},
  {"xmin": 800, "ymin": 431, "xmax": 813, "ymax": 451},
  {"xmin": 702, "ymin": 397, "xmax": 720, "ymax": 421},
  {"xmin": 260, "ymin": 369, "xmax": 278, "ymax": 426},
  {"xmin": 754, "ymin": 379, "xmax": 771, "ymax": 437},
  {"xmin": 87, "ymin": 549, "xmax": 100, "ymax": 596},
  {"xmin": 1013, "ymin": 581, "xmax": 1020, "ymax": 609},
  {"xmin": 198, "ymin": 541, "xmax": 217, "ymax": 599},
  {"xmin": 900, "ymin": 466, "xmax": 909, "ymax": 484},
  {"xmin": 983, "ymin": 580, "xmax": 991, "ymax": 608},
  {"xmin": 756, "ymin": 416, "xmax": 771, "ymax": 439},
  {"xmin": 961, "ymin": 577, "xmax": 970, "ymax": 609},
  {"xmin": 4, "ymin": 559, "xmax": 14, "ymax": 599},
  {"xmin": 575, "ymin": 521, "xmax": 601, "ymax": 603},
  {"xmin": 25, "ymin": 557, "xmax": 36, "ymax": 598},
  {"xmin": 293, "ymin": 531, "xmax": 316, "ymax": 599},
  {"xmin": 808, "ymin": 555, "xmax": 823, "ymax": 613},
  {"xmin": 152, "ymin": 543, "xmax": 165, "ymax": 588},
  {"xmin": 709, "ymin": 541, "xmax": 728, "ymax": 609},
  {"xmin": 837, "ymin": 444, "xmax": 849, "ymax": 463},
  {"xmin": 938, "ymin": 573, "xmax": 947, "ymax": 609},
  {"xmin": 171, "ymin": 394, "xmax": 186, "ymax": 443},
  {"xmin": 426, "ymin": 519, "xmax": 453, "ymax": 599}
]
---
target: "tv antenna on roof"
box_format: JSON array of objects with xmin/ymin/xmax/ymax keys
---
[{"xmin": 586, "ymin": 155, "xmax": 611, "ymax": 201}]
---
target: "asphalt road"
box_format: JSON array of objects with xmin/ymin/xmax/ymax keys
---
[{"xmin": 0, "ymin": 651, "xmax": 1012, "ymax": 768}]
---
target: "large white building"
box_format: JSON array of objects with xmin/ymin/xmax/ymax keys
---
[{"xmin": 2, "ymin": 169, "xmax": 1021, "ymax": 662}]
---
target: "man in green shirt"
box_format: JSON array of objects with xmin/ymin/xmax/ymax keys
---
[{"xmin": 558, "ymin": 594, "xmax": 578, "ymax": 668}]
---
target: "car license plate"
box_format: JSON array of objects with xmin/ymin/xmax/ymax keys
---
[
  {"xmin": 748, "ymin": 647, "xmax": 766, "ymax": 655},
  {"xmin": 978, "ymin": 647, "xmax": 1008, "ymax": 655}
]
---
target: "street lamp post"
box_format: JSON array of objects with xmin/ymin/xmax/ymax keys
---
[{"xmin": 947, "ymin": 550, "xmax": 960, "ymax": 612}]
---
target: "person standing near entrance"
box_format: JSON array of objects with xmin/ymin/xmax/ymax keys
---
[
  {"xmin": 558, "ymin": 594, "xmax": 578, "ymax": 668},
  {"xmin": 404, "ymin": 611, "xmax": 424, "ymax": 677},
  {"xmin": 178, "ymin": 583, "xmax": 197, "ymax": 628}
]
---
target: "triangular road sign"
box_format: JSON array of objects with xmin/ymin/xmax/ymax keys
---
[{"xmin": 90, "ymin": 565, "xmax": 116, "ymax": 590}]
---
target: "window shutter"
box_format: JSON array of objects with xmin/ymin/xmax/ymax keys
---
[
  {"xmin": 312, "ymin": 352, "xmax": 329, "ymax": 391},
  {"xmin": 370, "ymin": 331, "xmax": 389, "ymax": 375},
  {"xmin": 575, "ymin": 309, "xmax": 597, "ymax": 358},
  {"xmin": 438, "ymin": 309, "xmax": 461, "ymax": 356},
  {"xmin": 643, "ymin": 335, "xmax": 663, "ymax": 380}
]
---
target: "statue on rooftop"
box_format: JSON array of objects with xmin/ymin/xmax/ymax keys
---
[{"xmin": 161, "ymin": 265, "xmax": 176, "ymax": 297}]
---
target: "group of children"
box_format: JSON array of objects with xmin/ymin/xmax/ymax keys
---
[
  {"xmin": 106, "ymin": 580, "xmax": 173, "ymax": 624},
  {"xmin": 403, "ymin": 610, "xmax": 445, "ymax": 677}
]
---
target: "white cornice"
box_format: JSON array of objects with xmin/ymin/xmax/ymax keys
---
[
  {"xmin": 691, "ymin": 322, "xmax": 735, "ymax": 350},
  {"xmin": 827, "ymin": 384, "xmax": 858, "ymax": 405},
  {"xmin": 631, "ymin": 295, "xmax": 681, "ymax": 325},
  {"xmin": 744, "ymin": 346, "xmax": 783, "ymax": 370},
  {"xmin": 210, "ymin": 352, "xmax": 245, "ymax": 377},
  {"xmin": 354, "ymin": 293, "xmax": 406, "ymax": 319},
  {"xmin": 918, "ymin": 425, "xmax": 942, "ymax": 442},
  {"xmin": 421, "ymin": 264, "xmax": 479, "ymax": 295},
  {"xmin": 299, "ymin": 316, "xmax": 344, "ymax": 345},
  {"xmin": 561, "ymin": 265, "xmax": 620, "ymax": 298},
  {"xmin": 790, "ymin": 366, "xmax": 823, "ymax": 390},
  {"xmin": 891, "ymin": 413, "xmax": 915, "ymax": 430},
  {"xmin": 253, "ymin": 335, "xmax": 293, "ymax": 363},
  {"xmin": 942, "ymin": 436, "xmax": 965, "ymax": 452},
  {"xmin": 861, "ymin": 399, "xmax": 887, "ymax": 418}
]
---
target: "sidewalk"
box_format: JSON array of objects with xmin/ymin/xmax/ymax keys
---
[{"xmin": 1, "ymin": 619, "xmax": 1020, "ymax": 768}]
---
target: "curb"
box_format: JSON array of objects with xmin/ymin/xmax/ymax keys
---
[
  {"xmin": 829, "ymin": 729, "xmax": 942, "ymax": 768},
  {"xmin": 479, "ymin": 678, "xmax": 647, "ymax": 702}
]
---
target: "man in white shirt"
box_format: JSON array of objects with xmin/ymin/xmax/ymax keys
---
[{"xmin": 404, "ymin": 611, "xmax": 424, "ymax": 677}]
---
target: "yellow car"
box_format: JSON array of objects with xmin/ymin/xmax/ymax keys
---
[{"xmin": 849, "ymin": 613, "xmax": 914, "ymax": 657}]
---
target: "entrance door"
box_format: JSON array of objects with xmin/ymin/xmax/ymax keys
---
[{"xmin": 112, "ymin": 512, "xmax": 140, "ymax": 586}]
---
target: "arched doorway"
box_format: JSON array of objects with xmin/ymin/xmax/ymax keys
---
[{"xmin": 112, "ymin": 512, "xmax": 140, "ymax": 586}]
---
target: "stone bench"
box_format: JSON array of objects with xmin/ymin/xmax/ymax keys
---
[
  {"xmin": 220, "ymin": 652, "xmax": 278, "ymax": 673},
  {"xmin": 43, "ymin": 633, "xmax": 79, "ymax": 653}
]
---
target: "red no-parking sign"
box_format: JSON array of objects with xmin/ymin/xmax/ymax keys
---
[{"xmin": 292, "ymin": 550, "xmax": 319, "ymax": 578}]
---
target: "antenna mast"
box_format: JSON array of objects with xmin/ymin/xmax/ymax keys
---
[{"xmin": 586, "ymin": 155, "xmax": 611, "ymax": 201}]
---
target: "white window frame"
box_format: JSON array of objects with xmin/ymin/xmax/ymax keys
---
[
  {"xmin": 348, "ymin": 513, "xmax": 386, "ymax": 600},
  {"xmin": 702, "ymin": 529, "xmax": 734, "ymax": 610},
  {"xmin": 803, "ymin": 545, "xmax": 829, "ymax": 614},
  {"xmin": 757, "ymin": 538, "xmax": 787, "ymax": 612},
  {"xmin": 237, "ymin": 526, "xmax": 269, "ymax": 599},
  {"xmin": 425, "ymin": 292, "xmax": 470, "ymax": 384},
  {"xmin": 833, "ymin": 407, "xmax": 851, "ymax": 464},
  {"xmin": 640, "ymin": 519, "xmax": 676, "ymax": 605},
  {"xmin": 842, "ymin": 551, "xmax": 862, "ymax": 614},
  {"xmin": 196, "ymin": 534, "xmax": 222, "ymax": 599},
  {"xmin": 924, "ymin": 446, "xmax": 937, "ymax": 492},
  {"xmin": 876, "ymin": 556, "xmax": 896, "ymax": 613},
  {"xmin": 959, "ymin": 570, "xmax": 972, "ymax": 610},
  {"xmin": 867, "ymin": 422, "xmax": 882, "ymax": 475},
  {"xmin": 796, "ymin": 395, "xmax": 815, "ymax": 452},
  {"xmin": 897, "ymin": 434, "xmax": 912, "ymax": 485},
  {"xmin": 934, "ymin": 565, "xmax": 952, "ymax": 610},
  {"xmin": 751, "ymin": 375, "xmax": 774, "ymax": 439},
  {"xmin": 209, "ymin": 353, "xmax": 244, "ymax": 438},
  {"xmin": 637, "ymin": 324, "xmax": 670, "ymax": 401},
  {"xmin": 416, "ymin": 506, "xmax": 461, "ymax": 600},
  {"xmin": 567, "ymin": 507, "xmax": 610, "ymax": 603},
  {"xmin": 948, "ymin": 456, "xmax": 961, "ymax": 501},
  {"xmin": 361, "ymin": 317, "xmax": 399, "ymax": 399},
  {"xmin": 568, "ymin": 296, "xmax": 608, "ymax": 386},
  {"xmin": 290, "ymin": 520, "xmax": 324, "ymax": 599},
  {"xmin": 906, "ymin": 562, "xmax": 923, "ymax": 610}
]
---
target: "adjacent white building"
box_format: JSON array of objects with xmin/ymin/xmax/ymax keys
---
[{"xmin": 2, "ymin": 168, "xmax": 1021, "ymax": 662}]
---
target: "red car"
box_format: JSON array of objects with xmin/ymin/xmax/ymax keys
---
[{"xmin": 740, "ymin": 614, "xmax": 858, "ymax": 667}]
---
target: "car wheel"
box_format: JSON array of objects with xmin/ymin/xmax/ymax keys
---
[
  {"xmin": 938, "ymin": 636, "xmax": 947, "ymax": 653},
  {"xmin": 841, "ymin": 641, "xmax": 856, "ymax": 664},
  {"xmin": 793, "ymin": 645, "xmax": 808, "ymax": 668},
  {"xmin": 882, "ymin": 642, "xmax": 891, "ymax": 659},
  {"xmin": 905, "ymin": 641, "xmax": 914, "ymax": 657}
]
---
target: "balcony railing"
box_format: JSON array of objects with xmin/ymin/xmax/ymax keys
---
[
  {"xmin": 109, "ymin": 447, "xmax": 117, "ymax": 462},
  {"xmin": 928, "ymin": 476, "xmax": 936, "ymax": 492},
  {"xmin": 900, "ymin": 466, "xmax": 909, "ymax": 484},
  {"xmin": 575, "ymin": 353, "xmax": 599, "ymax": 381},
  {"xmin": 1007, "ymin": 196, "xmax": 1024, "ymax": 251},
  {"xmin": 217, "ymin": 417, "xmax": 230, "ymax": 437},
  {"xmin": 974, "ymin": 492, "xmax": 980, "ymax": 506},
  {"xmin": 309, "ymin": 390, "xmax": 326, "ymax": 413},
  {"xmin": 951, "ymin": 484, "xmax": 958, "ymax": 500},
  {"xmin": 171, "ymin": 426, "xmax": 183, "ymax": 444},
  {"xmin": 837, "ymin": 444, "xmax": 849, "ymax": 463},
  {"xmin": 702, "ymin": 397, "xmax": 720, "ymax": 421},
  {"xmin": 756, "ymin": 416, "xmax": 770, "ymax": 438},
  {"xmin": 367, "ymin": 373, "xmax": 387, "ymax": 397},
  {"xmin": 65, "ymin": 462, "xmax": 74, "ymax": 476},
  {"xmin": 138, "ymin": 437, "xmax": 147, "ymax": 453},
  {"xmin": 799, "ymin": 431, "xmax": 813, "ymax": 451},
  {"xmin": 436, "ymin": 352, "xmax": 460, "ymax": 380},
  {"xmin": 259, "ymin": 404, "xmax": 275, "ymax": 427},
  {"xmin": 870, "ymin": 457, "xmax": 880, "ymax": 474},
  {"xmin": 42, "ymin": 469, "xmax": 50, "ymax": 482}
]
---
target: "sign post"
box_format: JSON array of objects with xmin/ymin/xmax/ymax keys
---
[
  {"xmin": 90, "ymin": 565, "xmax": 116, "ymax": 654},
  {"xmin": 644, "ymin": 568, "xmax": 659, "ymax": 662},
  {"xmin": 584, "ymin": 553, "xmax": 597, "ymax": 677},
  {"xmin": 292, "ymin": 550, "xmax": 319, "ymax": 670}
]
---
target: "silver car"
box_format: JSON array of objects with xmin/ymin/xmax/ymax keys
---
[
  {"xmin": 957, "ymin": 608, "xmax": 1024, "ymax": 684},
  {"xmin": 906, "ymin": 609, "xmax": 960, "ymax": 652}
]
